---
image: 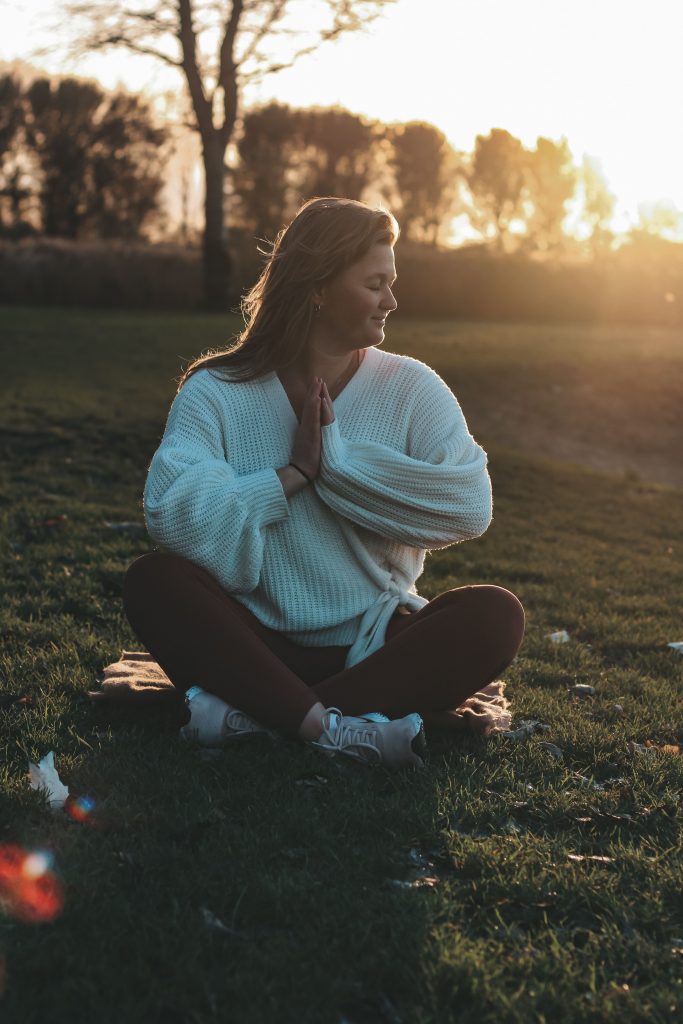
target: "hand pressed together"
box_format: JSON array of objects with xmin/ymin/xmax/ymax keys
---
[{"xmin": 290, "ymin": 378, "xmax": 335, "ymax": 482}]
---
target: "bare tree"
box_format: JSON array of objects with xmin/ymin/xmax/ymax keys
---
[{"xmin": 61, "ymin": 0, "xmax": 395, "ymax": 308}]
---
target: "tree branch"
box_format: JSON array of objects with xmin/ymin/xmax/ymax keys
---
[
  {"xmin": 215, "ymin": 0, "xmax": 243, "ymax": 144},
  {"xmin": 178, "ymin": 0, "xmax": 213, "ymax": 139},
  {"xmin": 237, "ymin": 0, "xmax": 393, "ymax": 84},
  {"xmin": 237, "ymin": 0, "xmax": 287, "ymax": 68},
  {"xmin": 96, "ymin": 34, "xmax": 183, "ymax": 67}
]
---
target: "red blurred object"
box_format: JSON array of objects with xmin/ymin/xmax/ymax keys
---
[{"xmin": 0, "ymin": 844, "xmax": 64, "ymax": 923}]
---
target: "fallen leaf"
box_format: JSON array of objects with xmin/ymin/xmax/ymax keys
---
[
  {"xmin": 407, "ymin": 847, "xmax": 433, "ymax": 869},
  {"xmin": 104, "ymin": 521, "xmax": 146, "ymax": 537},
  {"xmin": 295, "ymin": 773, "xmax": 328, "ymax": 788},
  {"xmin": 567, "ymin": 854, "xmax": 615, "ymax": 864},
  {"xmin": 627, "ymin": 741, "xmax": 657, "ymax": 756},
  {"xmin": 498, "ymin": 719, "xmax": 551, "ymax": 742},
  {"xmin": 567, "ymin": 773, "xmax": 605, "ymax": 791},
  {"xmin": 628, "ymin": 740, "xmax": 679, "ymax": 755},
  {"xmin": 549, "ymin": 630, "xmax": 570, "ymax": 643},
  {"xmin": 569, "ymin": 684, "xmax": 596, "ymax": 697},
  {"xmin": 28, "ymin": 751, "xmax": 70, "ymax": 811},
  {"xmin": 499, "ymin": 818, "xmax": 524, "ymax": 835},
  {"xmin": 201, "ymin": 906, "xmax": 235, "ymax": 935},
  {"xmin": 385, "ymin": 876, "xmax": 439, "ymax": 890},
  {"xmin": 538, "ymin": 742, "xmax": 564, "ymax": 760}
]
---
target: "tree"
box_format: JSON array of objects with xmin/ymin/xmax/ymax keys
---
[
  {"xmin": 232, "ymin": 102, "xmax": 306, "ymax": 242},
  {"xmin": 25, "ymin": 77, "xmax": 168, "ymax": 239},
  {"xmin": 388, "ymin": 120, "xmax": 459, "ymax": 244},
  {"xmin": 64, "ymin": 0, "xmax": 395, "ymax": 308},
  {"xmin": 291, "ymin": 106, "xmax": 379, "ymax": 201},
  {"xmin": 233, "ymin": 102, "xmax": 382, "ymax": 243},
  {"xmin": 579, "ymin": 155, "xmax": 616, "ymax": 260},
  {"xmin": 88, "ymin": 91, "xmax": 170, "ymax": 238},
  {"xmin": 634, "ymin": 199, "xmax": 683, "ymax": 242},
  {"xmin": 465, "ymin": 128, "xmax": 528, "ymax": 253},
  {"xmin": 0, "ymin": 74, "xmax": 33, "ymax": 236},
  {"xmin": 524, "ymin": 136, "xmax": 578, "ymax": 254}
]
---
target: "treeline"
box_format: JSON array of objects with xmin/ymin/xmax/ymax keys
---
[
  {"xmin": 230, "ymin": 103, "xmax": 617, "ymax": 259},
  {"xmin": 0, "ymin": 74, "xmax": 168, "ymax": 240},
  {"xmin": 1, "ymin": 72, "xmax": 620, "ymax": 257},
  {"xmin": 1, "ymin": 72, "xmax": 682, "ymax": 325}
]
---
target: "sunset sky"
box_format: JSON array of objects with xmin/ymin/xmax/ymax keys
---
[{"xmin": 2, "ymin": 0, "xmax": 681, "ymax": 239}]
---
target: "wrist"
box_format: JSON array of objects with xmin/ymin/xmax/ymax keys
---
[{"xmin": 288, "ymin": 461, "xmax": 313, "ymax": 484}]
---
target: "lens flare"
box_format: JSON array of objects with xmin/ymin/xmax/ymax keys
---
[
  {"xmin": 65, "ymin": 795, "xmax": 96, "ymax": 823},
  {"xmin": 0, "ymin": 843, "xmax": 64, "ymax": 923}
]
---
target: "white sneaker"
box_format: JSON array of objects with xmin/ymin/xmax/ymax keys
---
[
  {"xmin": 358, "ymin": 712, "xmax": 391, "ymax": 724},
  {"xmin": 309, "ymin": 707, "xmax": 426, "ymax": 768},
  {"xmin": 179, "ymin": 687, "xmax": 273, "ymax": 746}
]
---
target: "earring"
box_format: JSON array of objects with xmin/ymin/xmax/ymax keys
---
[{"xmin": 313, "ymin": 303, "xmax": 321, "ymax": 315}]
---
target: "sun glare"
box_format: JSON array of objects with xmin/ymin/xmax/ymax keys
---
[{"xmin": 1, "ymin": 0, "xmax": 681, "ymax": 236}]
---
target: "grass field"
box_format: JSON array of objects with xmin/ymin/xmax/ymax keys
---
[{"xmin": 1, "ymin": 307, "xmax": 682, "ymax": 1023}]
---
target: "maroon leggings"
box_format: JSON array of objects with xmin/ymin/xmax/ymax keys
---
[{"xmin": 122, "ymin": 552, "xmax": 525, "ymax": 739}]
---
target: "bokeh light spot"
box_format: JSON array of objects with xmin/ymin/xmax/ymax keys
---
[
  {"xmin": 65, "ymin": 795, "xmax": 96, "ymax": 823},
  {"xmin": 0, "ymin": 843, "xmax": 64, "ymax": 923}
]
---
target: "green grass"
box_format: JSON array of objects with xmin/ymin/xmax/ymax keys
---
[{"xmin": 1, "ymin": 307, "xmax": 682, "ymax": 1024}]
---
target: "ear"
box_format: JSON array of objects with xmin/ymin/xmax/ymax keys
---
[{"xmin": 312, "ymin": 283, "xmax": 326, "ymax": 305}]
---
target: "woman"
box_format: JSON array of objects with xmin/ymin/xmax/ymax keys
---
[{"xmin": 123, "ymin": 196, "xmax": 525, "ymax": 770}]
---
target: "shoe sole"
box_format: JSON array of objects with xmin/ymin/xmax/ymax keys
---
[{"xmin": 410, "ymin": 721, "xmax": 428, "ymax": 767}]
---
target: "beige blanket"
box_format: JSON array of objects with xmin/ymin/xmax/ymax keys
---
[{"xmin": 91, "ymin": 650, "xmax": 512, "ymax": 736}]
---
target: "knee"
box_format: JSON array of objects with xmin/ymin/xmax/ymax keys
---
[
  {"xmin": 122, "ymin": 551, "xmax": 190, "ymax": 610},
  {"xmin": 441, "ymin": 585, "xmax": 526, "ymax": 655},
  {"xmin": 482, "ymin": 586, "xmax": 526, "ymax": 638}
]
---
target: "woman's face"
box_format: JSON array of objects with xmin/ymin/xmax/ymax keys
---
[{"xmin": 314, "ymin": 243, "xmax": 398, "ymax": 350}]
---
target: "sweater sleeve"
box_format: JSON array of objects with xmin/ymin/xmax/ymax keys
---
[
  {"xmin": 143, "ymin": 373, "xmax": 289, "ymax": 593},
  {"xmin": 313, "ymin": 362, "xmax": 492, "ymax": 549}
]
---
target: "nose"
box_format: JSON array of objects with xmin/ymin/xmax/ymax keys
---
[{"xmin": 382, "ymin": 286, "xmax": 398, "ymax": 312}]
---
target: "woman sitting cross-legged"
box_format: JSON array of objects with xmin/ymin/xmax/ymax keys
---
[{"xmin": 122, "ymin": 196, "xmax": 525, "ymax": 770}]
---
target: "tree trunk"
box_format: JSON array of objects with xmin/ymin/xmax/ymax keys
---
[{"xmin": 202, "ymin": 135, "xmax": 231, "ymax": 310}]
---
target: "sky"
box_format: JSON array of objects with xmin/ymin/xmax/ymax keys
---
[{"xmin": 2, "ymin": 0, "xmax": 681, "ymax": 239}]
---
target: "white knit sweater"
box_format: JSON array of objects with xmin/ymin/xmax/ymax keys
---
[{"xmin": 142, "ymin": 344, "xmax": 492, "ymax": 668}]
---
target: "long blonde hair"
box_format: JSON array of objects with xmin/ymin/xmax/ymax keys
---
[{"xmin": 177, "ymin": 196, "xmax": 399, "ymax": 391}]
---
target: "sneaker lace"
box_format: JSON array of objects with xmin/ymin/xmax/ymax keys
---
[{"xmin": 317, "ymin": 708, "xmax": 382, "ymax": 763}]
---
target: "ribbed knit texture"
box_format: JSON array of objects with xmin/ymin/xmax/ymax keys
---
[{"xmin": 143, "ymin": 345, "xmax": 492, "ymax": 668}]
